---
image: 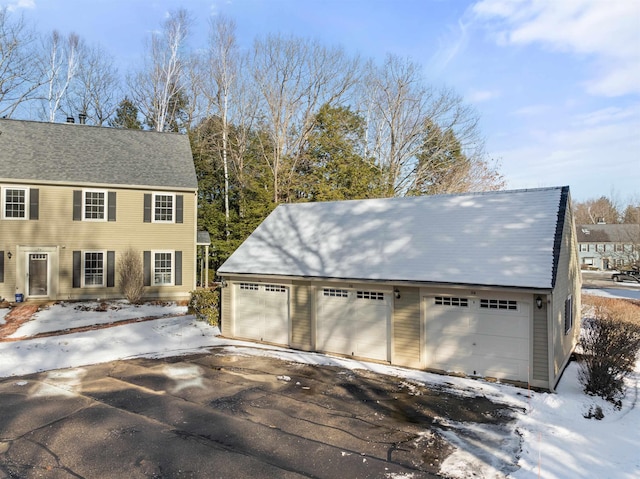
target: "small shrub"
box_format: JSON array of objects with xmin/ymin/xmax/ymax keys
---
[
  {"xmin": 578, "ymin": 296, "xmax": 640, "ymax": 403},
  {"xmin": 188, "ymin": 288, "xmax": 219, "ymax": 326},
  {"xmin": 118, "ymin": 249, "xmax": 144, "ymax": 304}
]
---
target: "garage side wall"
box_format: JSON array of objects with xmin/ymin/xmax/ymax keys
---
[
  {"xmin": 531, "ymin": 295, "xmax": 549, "ymax": 388},
  {"xmin": 220, "ymin": 278, "xmax": 233, "ymax": 337},
  {"xmin": 550, "ymin": 200, "xmax": 582, "ymax": 389},
  {"xmin": 392, "ymin": 287, "xmax": 422, "ymax": 368},
  {"xmin": 290, "ymin": 280, "xmax": 312, "ymax": 350}
]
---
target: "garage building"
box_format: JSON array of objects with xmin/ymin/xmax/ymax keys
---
[{"xmin": 218, "ymin": 186, "xmax": 581, "ymax": 391}]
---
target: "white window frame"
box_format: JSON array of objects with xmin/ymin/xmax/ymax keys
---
[
  {"xmin": 2, "ymin": 186, "xmax": 29, "ymax": 220},
  {"xmin": 82, "ymin": 189, "xmax": 107, "ymax": 221},
  {"xmin": 82, "ymin": 250, "xmax": 106, "ymax": 287},
  {"xmin": 152, "ymin": 193, "xmax": 175, "ymax": 223},
  {"xmin": 152, "ymin": 250, "xmax": 174, "ymax": 286},
  {"xmin": 579, "ymin": 243, "xmax": 588, "ymax": 252},
  {"xmin": 564, "ymin": 295, "xmax": 574, "ymax": 334}
]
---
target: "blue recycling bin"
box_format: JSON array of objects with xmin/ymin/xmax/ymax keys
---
[{"xmin": 15, "ymin": 293, "xmax": 23, "ymax": 303}]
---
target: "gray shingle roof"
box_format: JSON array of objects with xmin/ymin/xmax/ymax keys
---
[
  {"xmin": 219, "ymin": 187, "xmax": 570, "ymax": 289},
  {"xmin": 576, "ymin": 224, "xmax": 640, "ymax": 243},
  {"xmin": 0, "ymin": 118, "xmax": 197, "ymax": 190}
]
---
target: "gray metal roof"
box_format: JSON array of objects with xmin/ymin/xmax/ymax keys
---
[
  {"xmin": 576, "ymin": 224, "xmax": 640, "ymax": 243},
  {"xmin": 219, "ymin": 187, "xmax": 570, "ymax": 289},
  {"xmin": 0, "ymin": 118, "xmax": 197, "ymax": 190},
  {"xmin": 197, "ymin": 231, "xmax": 211, "ymax": 245}
]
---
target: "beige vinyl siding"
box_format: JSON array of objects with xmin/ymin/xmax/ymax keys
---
[
  {"xmin": 220, "ymin": 280, "xmax": 233, "ymax": 336},
  {"xmin": 392, "ymin": 286, "xmax": 422, "ymax": 368},
  {"xmin": 0, "ymin": 183, "xmax": 196, "ymax": 301},
  {"xmin": 550, "ymin": 203, "xmax": 582, "ymax": 387},
  {"xmin": 290, "ymin": 281, "xmax": 312, "ymax": 350},
  {"xmin": 531, "ymin": 294, "xmax": 549, "ymax": 384}
]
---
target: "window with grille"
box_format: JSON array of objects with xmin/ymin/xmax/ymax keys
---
[
  {"xmin": 4, "ymin": 188, "xmax": 26, "ymax": 218},
  {"xmin": 323, "ymin": 288, "xmax": 348, "ymax": 298},
  {"xmin": 480, "ymin": 299, "xmax": 518, "ymax": 310},
  {"xmin": 84, "ymin": 190, "xmax": 105, "ymax": 220},
  {"xmin": 154, "ymin": 193, "xmax": 174, "ymax": 222},
  {"xmin": 239, "ymin": 283, "xmax": 259, "ymax": 290},
  {"xmin": 153, "ymin": 252, "xmax": 173, "ymax": 285},
  {"xmin": 435, "ymin": 297, "xmax": 468, "ymax": 307},
  {"xmin": 83, "ymin": 251, "xmax": 104, "ymax": 286},
  {"xmin": 264, "ymin": 284, "xmax": 286, "ymax": 293},
  {"xmin": 356, "ymin": 291, "xmax": 384, "ymax": 300}
]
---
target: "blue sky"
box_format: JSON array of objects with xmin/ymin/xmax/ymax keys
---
[{"xmin": 3, "ymin": 0, "xmax": 639, "ymax": 202}]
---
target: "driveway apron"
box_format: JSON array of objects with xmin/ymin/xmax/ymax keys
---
[{"xmin": 0, "ymin": 349, "xmax": 519, "ymax": 478}]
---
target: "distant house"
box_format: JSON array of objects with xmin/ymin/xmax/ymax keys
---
[
  {"xmin": 0, "ymin": 118, "xmax": 198, "ymax": 302},
  {"xmin": 218, "ymin": 187, "xmax": 581, "ymax": 391},
  {"xmin": 576, "ymin": 224, "xmax": 640, "ymax": 270}
]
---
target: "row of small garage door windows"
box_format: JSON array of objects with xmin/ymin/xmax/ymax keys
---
[{"xmin": 238, "ymin": 283, "xmax": 518, "ymax": 310}]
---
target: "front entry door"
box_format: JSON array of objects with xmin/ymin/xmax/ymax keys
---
[{"xmin": 28, "ymin": 253, "xmax": 49, "ymax": 297}]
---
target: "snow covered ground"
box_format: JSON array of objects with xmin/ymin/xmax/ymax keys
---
[{"xmin": 0, "ymin": 299, "xmax": 638, "ymax": 479}]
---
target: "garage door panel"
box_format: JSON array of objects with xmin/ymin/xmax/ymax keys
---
[
  {"xmin": 476, "ymin": 313, "xmax": 528, "ymax": 339},
  {"xmin": 425, "ymin": 295, "xmax": 530, "ymax": 382},
  {"xmin": 234, "ymin": 283, "xmax": 289, "ymax": 345},
  {"xmin": 317, "ymin": 288, "xmax": 390, "ymax": 362}
]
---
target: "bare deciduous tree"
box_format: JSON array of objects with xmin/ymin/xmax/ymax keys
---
[
  {"xmin": 0, "ymin": 7, "xmax": 41, "ymax": 117},
  {"xmin": 129, "ymin": 9, "xmax": 191, "ymax": 132},
  {"xmin": 38, "ymin": 30, "xmax": 81, "ymax": 122},
  {"xmin": 251, "ymin": 34, "xmax": 361, "ymax": 202},
  {"xmin": 65, "ymin": 43, "xmax": 120, "ymax": 125},
  {"xmin": 205, "ymin": 15, "xmax": 239, "ymax": 237},
  {"xmin": 361, "ymin": 54, "xmax": 498, "ymax": 196}
]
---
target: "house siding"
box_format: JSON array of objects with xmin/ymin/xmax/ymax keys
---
[
  {"xmin": 220, "ymin": 279, "xmax": 233, "ymax": 336},
  {"xmin": 0, "ymin": 183, "xmax": 196, "ymax": 301},
  {"xmin": 531, "ymin": 294, "xmax": 549, "ymax": 384},
  {"xmin": 392, "ymin": 286, "xmax": 422, "ymax": 368},
  {"xmin": 290, "ymin": 281, "xmax": 312, "ymax": 350},
  {"xmin": 550, "ymin": 199, "xmax": 582, "ymax": 389}
]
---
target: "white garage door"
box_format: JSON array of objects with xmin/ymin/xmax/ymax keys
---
[
  {"xmin": 425, "ymin": 295, "xmax": 530, "ymax": 382},
  {"xmin": 316, "ymin": 288, "xmax": 390, "ymax": 361},
  {"xmin": 234, "ymin": 282, "xmax": 289, "ymax": 345}
]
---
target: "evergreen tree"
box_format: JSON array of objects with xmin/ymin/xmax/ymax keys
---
[
  {"xmin": 296, "ymin": 104, "xmax": 383, "ymax": 201},
  {"xmin": 109, "ymin": 97, "xmax": 142, "ymax": 129}
]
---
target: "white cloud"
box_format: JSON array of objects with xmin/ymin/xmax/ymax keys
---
[
  {"xmin": 492, "ymin": 104, "xmax": 640, "ymax": 200},
  {"xmin": 467, "ymin": 89, "xmax": 500, "ymax": 103},
  {"xmin": 5, "ymin": 0, "xmax": 35, "ymax": 12},
  {"xmin": 472, "ymin": 0, "xmax": 640, "ymax": 96}
]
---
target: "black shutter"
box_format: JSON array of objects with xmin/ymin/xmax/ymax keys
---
[
  {"xmin": 107, "ymin": 251, "xmax": 115, "ymax": 287},
  {"xmin": 0, "ymin": 251, "xmax": 4, "ymax": 283},
  {"xmin": 73, "ymin": 190, "xmax": 82, "ymax": 221},
  {"xmin": 108, "ymin": 192, "xmax": 117, "ymax": 222},
  {"xmin": 29, "ymin": 189, "xmax": 39, "ymax": 220},
  {"xmin": 144, "ymin": 194, "xmax": 152, "ymax": 222},
  {"xmin": 73, "ymin": 251, "xmax": 81, "ymax": 288},
  {"xmin": 174, "ymin": 251, "xmax": 182, "ymax": 286},
  {"xmin": 143, "ymin": 251, "xmax": 151, "ymax": 286},
  {"xmin": 176, "ymin": 195, "xmax": 183, "ymax": 224}
]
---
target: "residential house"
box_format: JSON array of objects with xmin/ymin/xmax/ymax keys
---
[
  {"xmin": 576, "ymin": 224, "xmax": 640, "ymax": 270},
  {"xmin": 218, "ymin": 186, "xmax": 581, "ymax": 391},
  {"xmin": 0, "ymin": 118, "xmax": 198, "ymax": 303}
]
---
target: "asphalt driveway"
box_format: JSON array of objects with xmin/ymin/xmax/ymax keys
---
[{"xmin": 0, "ymin": 349, "xmax": 519, "ymax": 478}]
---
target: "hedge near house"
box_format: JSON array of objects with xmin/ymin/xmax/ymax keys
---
[
  {"xmin": 188, "ymin": 288, "xmax": 219, "ymax": 326},
  {"xmin": 579, "ymin": 296, "xmax": 640, "ymax": 405}
]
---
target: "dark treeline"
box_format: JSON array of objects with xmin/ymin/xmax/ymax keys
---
[{"xmin": 1, "ymin": 8, "xmax": 505, "ymax": 270}]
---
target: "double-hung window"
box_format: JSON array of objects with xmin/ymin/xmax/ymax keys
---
[
  {"xmin": 84, "ymin": 190, "xmax": 106, "ymax": 220},
  {"xmin": 83, "ymin": 251, "xmax": 105, "ymax": 287},
  {"xmin": 3, "ymin": 187, "xmax": 27, "ymax": 219},
  {"xmin": 154, "ymin": 251, "xmax": 174, "ymax": 285},
  {"xmin": 154, "ymin": 193, "xmax": 175, "ymax": 222}
]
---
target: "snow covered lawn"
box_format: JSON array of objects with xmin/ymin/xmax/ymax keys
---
[{"xmin": 0, "ymin": 299, "xmax": 637, "ymax": 479}]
